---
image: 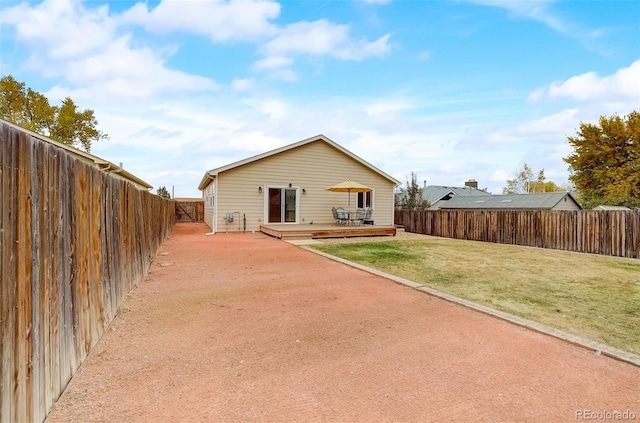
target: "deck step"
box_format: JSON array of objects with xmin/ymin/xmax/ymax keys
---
[{"xmin": 260, "ymin": 225, "xmax": 397, "ymax": 240}]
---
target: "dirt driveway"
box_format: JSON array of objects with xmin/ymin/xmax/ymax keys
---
[{"xmin": 47, "ymin": 223, "xmax": 640, "ymax": 422}]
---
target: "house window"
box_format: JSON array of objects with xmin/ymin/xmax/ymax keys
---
[{"xmin": 357, "ymin": 191, "xmax": 373, "ymax": 208}]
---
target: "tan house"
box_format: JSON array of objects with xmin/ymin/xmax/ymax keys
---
[{"xmin": 198, "ymin": 135, "xmax": 401, "ymax": 233}]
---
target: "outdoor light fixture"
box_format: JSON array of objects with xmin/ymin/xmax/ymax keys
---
[
  {"xmin": 258, "ymin": 186, "xmax": 262, "ymax": 193},
  {"xmin": 289, "ymin": 183, "xmax": 292, "ymax": 188},
  {"xmin": 302, "ymin": 188, "xmax": 306, "ymax": 194}
]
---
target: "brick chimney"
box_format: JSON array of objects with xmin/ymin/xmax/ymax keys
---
[{"xmin": 465, "ymin": 179, "xmax": 478, "ymax": 189}]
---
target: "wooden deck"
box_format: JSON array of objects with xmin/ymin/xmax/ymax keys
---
[{"xmin": 260, "ymin": 223, "xmax": 397, "ymax": 240}]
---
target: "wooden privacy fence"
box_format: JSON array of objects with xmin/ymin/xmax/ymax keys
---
[
  {"xmin": 395, "ymin": 209, "xmax": 640, "ymax": 259},
  {"xmin": 0, "ymin": 122, "xmax": 175, "ymax": 423}
]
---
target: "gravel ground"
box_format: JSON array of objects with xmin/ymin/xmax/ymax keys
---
[{"xmin": 47, "ymin": 223, "xmax": 640, "ymax": 422}]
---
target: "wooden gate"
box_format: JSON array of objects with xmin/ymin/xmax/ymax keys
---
[{"xmin": 175, "ymin": 200, "xmax": 204, "ymax": 222}]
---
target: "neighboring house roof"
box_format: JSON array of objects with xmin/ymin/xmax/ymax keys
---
[
  {"xmin": 437, "ymin": 192, "xmax": 582, "ymax": 210},
  {"xmin": 198, "ymin": 134, "xmax": 401, "ymax": 190},
  {"xmin": 593, "ymin": 205, "xmax": 631, "ymax": 211},
  {"xmin": 1, "ymin": 118, "xmax": 152, "ymax": 190},
  {"xmin": 422, "ymin": 185, "xmax": 490, "ymax": 206}
]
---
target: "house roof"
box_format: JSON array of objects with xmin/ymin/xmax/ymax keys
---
[
  {"xmin": 198, "ymin": 134, "xmax": 401, "ymax": 190},
  {"xmin": 1, "ymin": 118, "xmax": 153, "ymax": 190},
  {"xmin": 593, "ymin": 205, "xmax": 631, "ymax": 210},
  {"xmin": 437, "ymin": 192, "xmax": 582, "ymax": 210},
  {"xmin": 422, "ymin": 185, "xmax": 490, "ymax": 205}
]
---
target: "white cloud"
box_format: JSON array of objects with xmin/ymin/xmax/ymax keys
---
[
  {"xmin": 460, "ymin": 0, "xmax": 566, "ymax": 32},
  {"xmin": 457, "ymin": 108, "xmax": 579, "ymax": 148},
  {"xmin": 2, "ymin": 0, "xmax": 218, "ymax": 103},
  {"xmin": 365, "ymin": 100, "xmax": 414, "ymax": 116},
  {"xmin": 417, "ymin": 50, "xmax": 430, "ymax": 62},
  {"xmin": 489, "ymin": 169, "xmax": 511, "ymax": 184},
  {"xmin": 254, "ymin": 56, "xmax": 294, "ymax": 70},
  {"xmin": 258, "ymin": 19, "xmax": 391, "ymax": 69},
  {"xmin": 2, "ymin": 0, "xmax": 115, "ymax": 59},
  {"xmin": 360, "ymin": 0, "xmax": 393, "ymax": 4},
  {"xmin": 514, "ymin": 109, "xmax": 580, "ymax": 138},
  {"xmin": 232, "ymin": 78, "xmax": 255, "ymax": 91},
  {"xmin": 529, "ymin": 60, "xmax": 640, "ymax": 103},
  {"xmin": 459, "ymin": 0, "xmax": 615, "ymax": 53},
  {"xmin": 462, "ymin": 0, "xmax": 551, "ymax": 12},
  {"xmin": 61, "ymin": 36, "xmax": 217, "ymax": 98},
  {"xmin": 119, "ymin": 0, "xmax": 280, "ymax": 42},
  {"xmin": 246, "ymin": 98, "xmax": 290, "ymax": 119}
]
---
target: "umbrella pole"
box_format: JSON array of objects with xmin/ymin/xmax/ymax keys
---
[{"xmin": 348, "ymin": 189, "xmax": 351, "ymax": 225}]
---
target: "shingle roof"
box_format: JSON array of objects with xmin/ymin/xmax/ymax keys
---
[
  {"xmin": 422, "ymin": 185, "xmax": 490, "ymax": 205},
  {"xmin": 437, "ymin": 192, "xmax": 582, "ymax": 210},
  {"xmin": 593, "ymin": 205, "xmax": 631, "ymax": 210}
]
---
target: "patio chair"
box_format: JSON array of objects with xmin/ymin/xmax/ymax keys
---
[
  {"xmin": 350, "ymin": 208, "xmax": 365, "ymax": 226},
  {"xmin": 332, "ymin": 207, "xmax": 347, "ymax": 225},
  {"xmin": 363, "ymin": 207, "xmax": 373, "ymax": 225}
]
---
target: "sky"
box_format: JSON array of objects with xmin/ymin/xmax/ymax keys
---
[{"xmin": 1, "ymin": 0, "xmax": 639, "ymax": 198}]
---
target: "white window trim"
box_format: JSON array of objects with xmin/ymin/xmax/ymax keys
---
[
  {"xmin": 263, "ymin": 185, "xmax": 300, "ymax": 224},
  {"xmin": 357, "ymin": 189, "xmax": 375, "ymax": 209}
]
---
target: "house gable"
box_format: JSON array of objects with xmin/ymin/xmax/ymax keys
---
[{"xmin": 198, "ymin": 134, "xmax": 400, "ymax": 190}]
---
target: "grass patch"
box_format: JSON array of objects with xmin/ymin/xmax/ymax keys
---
[{"xmin": 311, "ymin": 238, "xmax": 640, "ymax": 354}]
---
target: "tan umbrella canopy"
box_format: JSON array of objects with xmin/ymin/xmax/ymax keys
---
[{"xmin": 326, "ymin": 179, "xmax": 372, "ymax": 210}]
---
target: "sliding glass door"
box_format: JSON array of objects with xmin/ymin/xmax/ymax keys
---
[{"xmin": 268, "ymin": 187, "xmax": 297, "ymax": 223}]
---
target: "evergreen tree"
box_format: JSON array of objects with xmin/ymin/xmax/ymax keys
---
[
  {"xmin": 157, "ymin": 186, "xmax": 171, "ymax": 199},
  {"xmin": 397, "ymin": 172, "xmax": 430, "ymax": 210}
]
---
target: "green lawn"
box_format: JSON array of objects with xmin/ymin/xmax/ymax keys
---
[{"xmin": 311, "ymin": 238, "xmax": 640, "ymax": 355}]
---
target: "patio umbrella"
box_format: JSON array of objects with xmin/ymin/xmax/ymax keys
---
[{"xmin": 326, "ymin": 179, "xmax": 372, "ymax": 211}]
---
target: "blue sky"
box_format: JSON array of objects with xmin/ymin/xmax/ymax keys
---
[{"xmin": 1, "ymin": 0, "xmax": 639, "ymax": 197}]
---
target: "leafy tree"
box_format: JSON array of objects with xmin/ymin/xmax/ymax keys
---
[
  {"xmin": 564, "ymin": 111, "xmax": 639, "ymax": 209},
  {"xmin": 156, "ymin": 186, "xmax": 171, "ymax": 199},
  {"xmin": 397, "ymin": 172, "xmax": 430, "ymax": 210},
  {"xmin": 542, "ymin": 181, "xmax": 565, "ymax": 193},
  {"xmin": 0, "ymin": 75, "xmax": 107, "ymax": 152}
]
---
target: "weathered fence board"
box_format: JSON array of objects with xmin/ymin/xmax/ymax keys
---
[
  {"xmin": 395, "ymin": 209, "xmax": 640, "ymax": 259},
  {"xmin": 0, "ymin": 121, "xmax": 175, "ymax": 422}
]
